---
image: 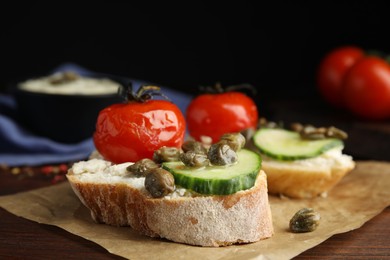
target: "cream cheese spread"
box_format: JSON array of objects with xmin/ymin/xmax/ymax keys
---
[
  {"xmin": 70, "ymin": 158, "xmax": 193, "ymax": 198},
  {"xmin": 262, "ymin": 147, "xmax": 354, "ymax": 169}
]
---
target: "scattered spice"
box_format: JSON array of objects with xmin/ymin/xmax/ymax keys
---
[
  {"xmin": 11, "ymin": 167, "xmax": 21, "ymax": 175},
  {"xmin": 0, "ymin": 162, "xmax": 73, "ymax": 184}
]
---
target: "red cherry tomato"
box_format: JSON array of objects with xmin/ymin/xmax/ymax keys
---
[
  {"xmin": 341, "ymin": 56, "xmax": 390, "ymax": 120},
  {"xmin": 186, "ymin": 91, "xmax": 258, "ymax": 143},
  {"xmin": 94, "ymin": 97, "xmax": 186, "ymax": 164},
  {"xmin": 317, "ymin": 46, "xmax": 364, "ymax": 107}
]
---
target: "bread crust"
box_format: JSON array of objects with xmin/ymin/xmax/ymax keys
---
[
  {"xmin": 67, "ymin": 169, "xmax": 273, "ymax": 247},
  {"xmin": 262, "ymin": 160, "xmax": 355, "ymax": 199}
]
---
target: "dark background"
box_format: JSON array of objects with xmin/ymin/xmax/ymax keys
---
[
  {"xmin": 2, "ymin": 1, "xmax": 390, "ymax": 100},
  {"xmin": 0, "ymin": 1, "xmax": 389, "ymax": 160}
]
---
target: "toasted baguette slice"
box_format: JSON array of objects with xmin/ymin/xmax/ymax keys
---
[
  {"xmin": 66, "ymin": 159, "xmax": 273, "ymax": 247},
  {"xmin": 261, "ymin": 147, "xmax": 355, "ymax": 199}
]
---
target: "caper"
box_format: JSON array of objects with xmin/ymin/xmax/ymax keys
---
[
  {"xmin": 181, "ymin": 140, "xmax": 207, "ymax": 154},
  {"xmin": 180, "ymin": 150, "xmax": 210, "ymax": 167},
  {"xmin": 126, "ymin": 158, "xmax": 158, "ymax": 177},
  {"xmin": 326, "ymin": 126, "xmax": 348, "ymax": 140},
  {"xmin": 296, "ymin": 124, "xmax": 327, "ymax": 140},
  {"xmin": 208, "ymin": 142, "xmax": 238, "ymax": 166},
  {"xmin": 153, "ymin": 146, "xmax": 181, "ymax": 163},
  {"xmin": 50, "ymin": 71, "xmax": 79, "ymax": 85},
  {"xmin": 258, "ymin": 117, "xmax": 283, "ymax": 129},
  {"xmin": 144, "ymin": 168, "xmax": 175, "ymax": 198},
  {"xmin": 220, "ymin": 132, "xmax": 246, "ymax": 152},
  {"xmin": 290, "ymin": 122, "xmax": 304, "ymax": 132},
  {"xmin": 289, "ymin": 208, "xmax": 320, "ymax": 233},
  {"xmin": 301, "ymin": 125, "xmax": 322, "ymax": 135},
  {"xmin": 302, "ymin": 132, "xmax": 326, "ymax": 140}
]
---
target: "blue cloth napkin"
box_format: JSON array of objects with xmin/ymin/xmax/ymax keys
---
[{"xmin": 0, "ymin": 63, "xmax": 192, "ymax": 167}]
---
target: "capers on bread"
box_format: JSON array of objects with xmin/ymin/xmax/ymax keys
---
[{"xmin": 66, "ymin": 133, "xmax": 274, "ymax": 247}]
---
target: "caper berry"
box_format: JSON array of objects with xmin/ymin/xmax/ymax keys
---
[
  {"xmin": 220, "ymin": 132, "xmax": 246, "ymax": 152},
  {"xmin": 289, "ymin": 208, "xmax": 320, "ymax": 233},
  {"xmin": 153, "ymin": 146, "xmax": 181, "ymax": 163},
  {"xmin": 208, "ymin": 142, "xmax": 238, "ymax": 166},
  {"xmin": 126, "ymin": 158, "xmax": 158, "ymax": 177},
  {"xmin": 181, "ymin": 140, "xmax": 207, "ymax": 154},
  {"xmin": 144, "ymin": 168, "xmax": 175, "ymax": 198},
  {"xmin": 180, "ymin": 150, "xmax": 210, "ymax": 167}
]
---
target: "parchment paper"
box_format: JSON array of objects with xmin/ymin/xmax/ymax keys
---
[{"xmin": 1, "ymin": 161, "xmax": 390, "ymax": 260}]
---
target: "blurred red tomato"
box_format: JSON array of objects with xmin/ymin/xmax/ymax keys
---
[
  {"xmin": 317, "ymin": 46, "xmax": 364, "ymax": 107},
  {"xmin": 341, "ymin": 56, "xmax": 390, "ymax": 120},
  {"xmin": 187, "ymin": 91, "xmax": 258, "ymax": 143}
]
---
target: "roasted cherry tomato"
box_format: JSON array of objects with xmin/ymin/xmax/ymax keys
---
[
  {"xmin": 94, "ymin": 86, "xmax": 186, "ymax": 164},
  {"xmin": 186, "ymin": 85, "xmax": 258, "ymax": 143},
  {"xmin": 341, "ymin": 56, "xmax": 390, "ymax": 120},
  {"xmin": 317, "ymin": 46, "xmax": 364, "ymax": 107}
]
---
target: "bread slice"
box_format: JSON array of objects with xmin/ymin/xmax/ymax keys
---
[
  {"xmin": 261, "ymin": 147, "xmax": 355, "ymax": 199},
  {"xmin": 66, "ymin": 159, "xmax": 274, "ymax": 247}
]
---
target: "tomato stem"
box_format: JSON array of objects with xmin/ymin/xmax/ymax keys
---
[
  {"xmin": 226, "ymin": 83, "xmax": 257, "ymax": 95},
  {"xmin": 199, "ymin": 82, "xmax": 256, "ymax": 96},
  {"xmin": 119, "ymin": 83, "xmax": 171, "ymax": 103},
  {"xmin": 365, "ymin": 49, "xmax": 390, "ymax": 63},
  {"xmin": 364, "ymin": 49, "xmax": 390, "ymax": 66}
]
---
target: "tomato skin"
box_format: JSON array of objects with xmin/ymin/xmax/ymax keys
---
[
  {"xmin": 93, "ymin": 100, "xmax": 186, "ymax": 164},
  {"xmin": 186, "ymin": 92, "xmax": 258, "ymax": 143},
  {"xmin": 341, "ymin": 56, "xmax": 390, "ymax": 120},
  {"xmin": 317, "ymin": 46, "xmax": 364, "ymax": 107}
]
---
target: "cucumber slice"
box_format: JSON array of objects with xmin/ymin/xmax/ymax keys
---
[
  {"xmin": 253, "ymin": 128, "xmax": 343, "ymax": 161},
  {"xmin": 162, "ymin": 149, "xmax": 261, "ymax": 195}
]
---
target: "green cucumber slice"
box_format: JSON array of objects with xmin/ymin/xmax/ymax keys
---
[
  {"xmin": 162, "ymin": 149, "xmax": 261, "ymax": 195},
  {"xmin": 253, "ymin": 128, "xmax": 343, "ymax": 161}
]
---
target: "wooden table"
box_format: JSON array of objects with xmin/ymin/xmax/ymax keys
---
[
  {"xmin": 1, "ymin": 98, "xmax": 389, "ymax": 259},
  {"xmin": 0, "ymin": 166, "xmax": 389, "ymax": 259}
]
